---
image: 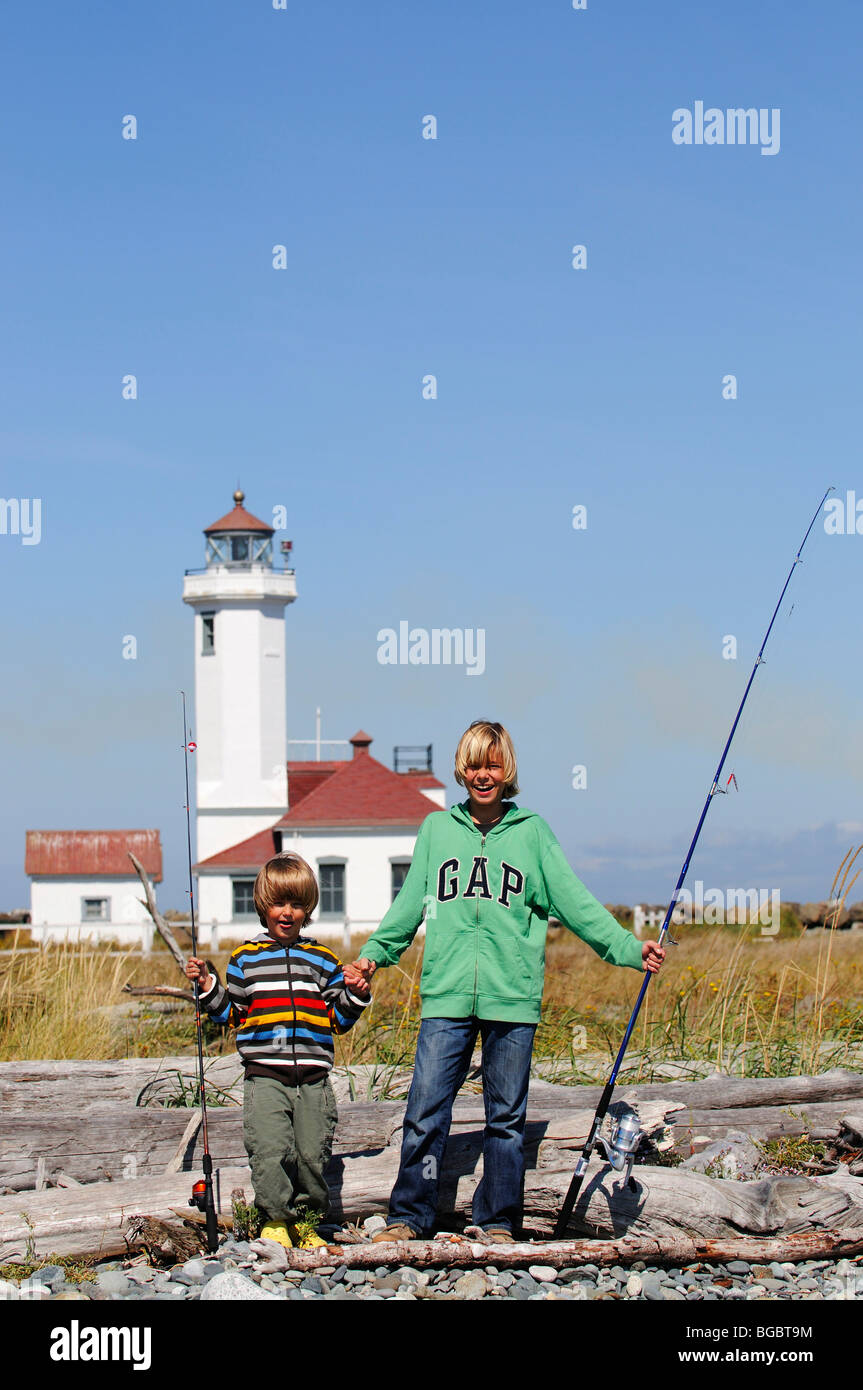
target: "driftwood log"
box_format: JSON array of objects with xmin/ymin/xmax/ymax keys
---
[
  {"xmin": 4, "ymin": 1059, "xmax": 863, "ymax": 1112},
  {"xmin": 3, "ymin": 1156, "xmax": 863, "ymax": 1265},
  {"xmin": 3, "ymin": 1063, "xmax": 863, "ymax": 1264}
]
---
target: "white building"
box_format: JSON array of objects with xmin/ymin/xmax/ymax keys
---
[
  {"xmin": 26, "ymin": 491, "xmax": 444, "ymax": 945},
  {"xmin": 196, "ymin": 729, "xmax": 444, "ymax": 947},
  {"xmin": 25, "ymin": 829, "xmax": 163, "ymax": 947}
]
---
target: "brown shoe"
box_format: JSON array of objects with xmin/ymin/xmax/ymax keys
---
[
  {"xmin": 478, "ymin": 1227, "xmax": 515, "ymax": 1244},
  {"xmin": 371, "ymin": 1222, "xmax": 420, "ymax": 1243}
]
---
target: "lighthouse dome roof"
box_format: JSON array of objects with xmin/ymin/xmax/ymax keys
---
[{"xmin": 204, "ymin": 490, "xmax": 274, "ymax": 535}]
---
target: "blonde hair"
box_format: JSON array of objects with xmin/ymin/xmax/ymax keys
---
[
  {"xmin": 454, "ymin": 720, "xmax": 520, "ymax": 798},
  {"xmin": 253, "ymin": 853, "xmax": 319, "ymax": 926}
]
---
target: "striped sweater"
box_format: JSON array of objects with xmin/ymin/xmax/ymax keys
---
[{"xmin": 199, "ymin": 934, "xmax": 370, "ymax": 1075}]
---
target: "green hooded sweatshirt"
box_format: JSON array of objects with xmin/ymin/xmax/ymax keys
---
[{"xmin": 361, "ymin": 802, "xmax": 643, "ymax": 1023}]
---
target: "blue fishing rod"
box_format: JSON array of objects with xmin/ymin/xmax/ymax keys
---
[{"xmin": 553, "ymin": 487, "xmax": 833, "ymax": 1239}]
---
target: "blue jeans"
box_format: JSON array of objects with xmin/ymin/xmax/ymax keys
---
[{"xmin": 387, "ymin": 1017, "xmax": 536, "ymax": 1235}]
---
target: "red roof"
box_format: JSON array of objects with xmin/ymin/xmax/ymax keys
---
[
  {"xmin": 204, "ymin": 492, "xmax": 274, "ymax": 535},
  {"xmin": 277, "ymin": 750, "xmax": 441, "ymax": 829},
  {"xmin": 285, "ymin": 762, "xmax": 342, "ymax": 807},
  {"xmin": 195, "ymin": 825, "xmax": 280, "ymax": 873},
  {"xmin": 25, "ymin": 830, "xmax": 163, "ymax": 880},
  {"xmin": 196, "ymin": 749, "xmax": 445, "ymax": 870}
]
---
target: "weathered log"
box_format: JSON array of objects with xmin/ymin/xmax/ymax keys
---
[
  {"xmin": 0, "ymin": 1098, "xmax": 672, "ymax": 1192},
  {"xmin": 4, "ymin": 1059, "xmax": 863, "ymax": 1114},
  {"xmin": 3, "ymin": 1128, "xmax": 863, "ymax": 1262},
  {"xmin": 247, "ymin": 1229, "xmax": 863, "ymax": 1274}
]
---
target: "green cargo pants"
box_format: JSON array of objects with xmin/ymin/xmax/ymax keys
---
[{"xmin": 243, "ymin": 1073, "xmax": 338, "ymax": 1224}]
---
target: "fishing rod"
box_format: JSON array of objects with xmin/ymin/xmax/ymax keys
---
[
  {"xmin": 553, "ymin": 486, "xmax": 833, "ymax": 1239},
  {"xmin": 180, "ymin": 691, "xmax": 219, "ymax": 1255}
]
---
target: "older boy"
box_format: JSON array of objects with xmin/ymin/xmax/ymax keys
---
[
  {"xmin": 347, "ymin": 720, "xmax": 664, "ymax": 1242},
  {"xmin": 186, "ymin": 853, "xmax": 370, "ymax": 1248}
]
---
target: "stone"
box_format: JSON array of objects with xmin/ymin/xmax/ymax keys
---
[
  {"xmin": 29, "ymin": 1265, "xmax": 65, "ymax": 1287},
  {"xmin": 201, "ymin": 1272, "xmax": 279, "ymax": 1301},
  {"xmin": 681, "ymin": 1133, "xmax": 761, "ymax": 1179},
  {"xmin": 626, "ymin": 1274, "xmax": 643, "ymax": 1297},
  {"xmin": 528, "ymin": 1265, "xmax": 559, "ymax": 1283},
  {"xmin": 363, "ymin": 1215, "xmax": 388, "ymax": 1235},
  {"xmin": 345, "ymin": 1270, "xmax": 367, "ymax": 1286},
  {"xmin": 641, "ymin": 1273, "xmax": 662, "ymax": 1302},
  {"xmin": 96, "ymin": 1271, "xmax": 132, "ymax": 1296},
  {"xmin": 453, "ymin": 1272, "xmax": 492, "ymax": 1299}
]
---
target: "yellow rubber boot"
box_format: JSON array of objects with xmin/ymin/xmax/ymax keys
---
[
  {"xmin": 288, "ymin": 1222, "xmax": 327, "ymax": 1249},
  {"xmin": 260, "ymin": 1221, "xmax": 293, "ymax": 1248}
]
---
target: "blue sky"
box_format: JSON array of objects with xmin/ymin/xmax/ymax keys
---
[{"xmin": 1, "ymin": 1, "xmax": 861, "ymax": 912}]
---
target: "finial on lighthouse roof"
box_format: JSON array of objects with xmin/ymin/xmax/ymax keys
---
[{"xmin": 233, "ymin": 489, "xmax": 245, "ymax": 507}]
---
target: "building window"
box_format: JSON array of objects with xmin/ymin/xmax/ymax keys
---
[
  {"xmin": 232, "ymin": 879, "xmax": 257, "ymax": 919},
  {"xmin": 81, "ymin": 897, "xmax": 110, "ymax": 922},
  {"xmin": 230, "ymin": 536, "xmax": 250, "ymax": 563},
  {"xmin": 201, "ymin": 613, "xmax": 215, "ymax": 655},
  {"xmin": 319, "ymin": 864, "xmax": 345, "ymax": 915},
  {"xmin": 391, "ymin": 863, "xmax": 410, "ymax": 901}
]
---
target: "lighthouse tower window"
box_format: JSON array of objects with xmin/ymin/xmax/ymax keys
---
[
  {"xmin": 230, "ymin": 536, "xmax": 249, "ymax": 563},
  {"xmin": 201, "ymin": 613, "xmax": 215, "ymax": 655}
]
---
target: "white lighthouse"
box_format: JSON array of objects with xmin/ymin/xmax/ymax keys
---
[{"xmin": 182, "ymin": 491, "xmax": 296, "ymax": 862}]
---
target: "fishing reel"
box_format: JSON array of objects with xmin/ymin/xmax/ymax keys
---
[
  {"xmin": 189, "ymin": 1179, "xmax": 209, "ymax": 1214},
  {"xmin": 596, "ymin": 1112, "xmax": 642, "ymax": 1189}
]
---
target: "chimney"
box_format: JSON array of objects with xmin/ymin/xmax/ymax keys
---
[{"xmin": 349, "ymin": 730, "xmax": 373, "ymax": 758}]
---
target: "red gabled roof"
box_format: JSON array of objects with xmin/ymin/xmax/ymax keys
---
[
  {"xmin": 196, "ymin": 733, "xmax": 446, "ymax": 870},
  {"xmin": 25, "ymin": 830, "xmax": 163, "ymax": 880},
  {"xmin": 277, "ymin": 751, "xmax": 439, "ymax": 828},
  {"xmin": 286, "ymin": 761, "xmax": 341, "ymax": 808},
  {"xmin": 204, "ymin": 492, "xmax": 274, "ymax": 535},
  {"xmin": 195, "ymin": 825, "xmax": 280, "ymax": 872}
]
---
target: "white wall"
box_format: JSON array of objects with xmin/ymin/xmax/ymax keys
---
[
  {"xmin": 195, "ymin": 826, "xmax": 429, "ymax": 947},
  {"xmin": 29, "ymin": 877, "xmax": 155, "ymax": 946}
]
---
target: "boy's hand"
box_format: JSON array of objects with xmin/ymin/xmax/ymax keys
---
[
  {"xmin": 344, "ymin": 970, "xmax": 371, "ymax": 999},
  {"xmin": 344, "ymin": 960, "xmax": 374, "ymax": 994},
  {"xmin": 185, "ymin": 956, "xmax": 214, "ymax": 993},
  {"xmin": 641, "ymin": 940, "xmax": 665, "ymax": 974}
]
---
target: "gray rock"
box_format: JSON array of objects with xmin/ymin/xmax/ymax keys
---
[
  {"xmin": 681, "ymin": 1133, "xmax": 761, "ymax": 1179},
  {"xmin": 453, "ymin": 1272, "xmax": 492, "ymax": 1299},
  {"xmin": 29, "ymin": 1265, "xmax": 65, "ymax": 1288},
  {"xmin": 201, "ymin": 1271, "xmax": 279, "ymax": 1301},
  {"xmin": 96, "ymin": 1271, "xmax": 132, "ymax": 1296},
  {"xmin": 726, "ymin": 1261, "xmax": 750, "ymax": 1275},
  {"xmin": 363, "ymin": 1215, "xmax": 388, "ymax": 1235},
  {"xmin": 641, "ymin": 1273, "xmax": 663, "ymax": 1301},
  {"xmin": 528, "ymin": 1265, "xmax": 559, "ymax": 1283},
  {"xmin": 345, "ymin": 1270, "xmax": 367, "ymax": 1286}
]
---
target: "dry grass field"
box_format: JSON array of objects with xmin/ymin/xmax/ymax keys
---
[{"xmin": 2, "ymin": 914, "xmax": 862, "ymax": 1082}]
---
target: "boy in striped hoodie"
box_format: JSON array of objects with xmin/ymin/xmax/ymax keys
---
[{"xmin": 185, "ymin": 853, "xmax": 370, "ymax": 1249}]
